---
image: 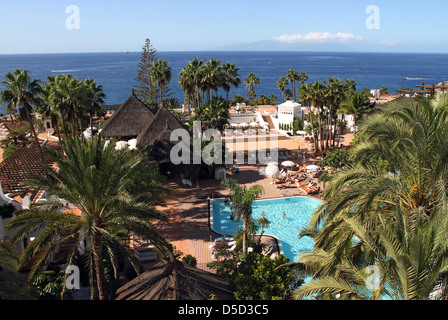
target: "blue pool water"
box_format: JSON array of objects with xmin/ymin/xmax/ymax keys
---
[{"xmin": 211, "ymin": 196, "xmax": 322, "ymax": 262}]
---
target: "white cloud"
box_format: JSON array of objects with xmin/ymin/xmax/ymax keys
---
[
  {"xmin": 273, "ymin": 32, "xmax": 363, "ymax": 44},
  {"xmin": 379, "ymin": 40, "xmax": 400, "ymax": 46}
]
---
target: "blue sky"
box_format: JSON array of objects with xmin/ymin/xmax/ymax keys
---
[{"xmin": 0, "ymin": 0, "xmax": 447, "ymax": 53}]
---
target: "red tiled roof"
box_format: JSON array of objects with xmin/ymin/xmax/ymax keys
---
[{"xmin": 0, "ymin": 142, "xmax": 62, "ymax": 200}]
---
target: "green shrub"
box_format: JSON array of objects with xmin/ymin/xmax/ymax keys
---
[{"xmin": 182, "ymin": 254, "xmax": 197, "ymax": 267}]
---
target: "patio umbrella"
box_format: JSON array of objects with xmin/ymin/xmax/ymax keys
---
[
  {"xmin": 265, "ymin": 164, "xmax": 280, "ymax": 183},
  {"xmin": 128, "ymin": 139, "xmax": 137, "ymax": 150},
  {"xmin": 281, "ymin": 160, "xmax": 295, "ymax": 168},
  {"xmin": 115, "ymin": 140, "xmax": 128, "ymax": 150},
  {"xmin": 306, "ymin": 165, "xmax": 320, "ymax": 172},
  {"xmin": 249, "ymin": 121, "xmax": 259, "ymax": 128}
]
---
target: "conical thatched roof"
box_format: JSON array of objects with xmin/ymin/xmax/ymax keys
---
[
  {"xmin": 100, "ymin": 90, "xmax": 154, "ymax": 139},
  {"xmin": 136, "ymin": 107, "xmax": 188, "ymax": 162},
  {"xmin": 114, "ymin": 259, "xmax": 234, "ymax": 300}
]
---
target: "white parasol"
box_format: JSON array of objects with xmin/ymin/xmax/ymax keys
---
[
  {"xmin": 115, "ymin": 141, "xmax": 128, "ymax": 150},
  {"xmin": 306, "ymin": 165, "xmax": 320, "ymax": 172},
  {"xmin": 249, "ymin": 121, "xmax": 259, "ymax": 128},
  {"xmin": 265, "ymin": 164, "xmax": 280, "ymax": 182}
]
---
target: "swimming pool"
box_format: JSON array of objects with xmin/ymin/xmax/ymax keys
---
[{"xmin": 211, "ymin": 196, "xmax": 322, "ymax": 262}]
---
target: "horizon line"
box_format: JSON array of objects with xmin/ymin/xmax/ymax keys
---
[{"xmin": 1, "ymin": 49, "xmax": 448, "ymax": 56}]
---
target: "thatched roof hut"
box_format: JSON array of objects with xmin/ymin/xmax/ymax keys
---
[
  {"xmin": 100, "ymin": 90, "xmax": 154, "ymax": 139},
  {"xmin": 114, "ymin": 259, "xmax": 234, "ymax": 300},
  {"xmin": 136, "ymin": 107, "xmax": 187, "ymax": 162}
]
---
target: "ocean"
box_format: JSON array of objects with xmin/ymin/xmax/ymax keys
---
[{"xmin": 0, "ymin": 51, "xmax": 448, "ymax": 112}]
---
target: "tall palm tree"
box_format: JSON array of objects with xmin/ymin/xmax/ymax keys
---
[
  {"xmin": 220, "ymin": 178, "xmax": 264, "ymax": 255},
  {"xmin": 277, "ymin": 77, "xmax": 289, "ymax": 103},
  {"xmin": 0, "ymin": 69, "xmax": 46, "ymax": 167},
  {"xmin": 38, "ymin": 76, "xmax": 62, "ymax": 143},
  {"xmin": 222, "ymin": 62, "xmax": 241, "ymax": 108},
  {"xmin": 308, "ymin": 81, "xmax": 326, "ymax": 152},
  {"xmin": 5, "ymin": 136, "xmax": 170, "ymax": 300},
  {"xmin": 55, "ymin": 74, "xmax": 85, "ymax": 136},
  {"xmin": 298, "ymin": 72, "xmax": 309, "ymax": 88},
  {"xmin": 83, "ymin": 78, "xmax": 106, "ymax": 132},
  {"xmin": 286, "ymin": 69, "xmax": 299, "ymax": 101},
  {"xmin": 298, "ymin": 83, "xmax": 318, "ymax": 151},
  {"xmin": 150, "ymin": 59, "xmax": 172, "ymax": 109},
  {"xmin": 244, "ymin": 72, "xmax": 260, "ymax": 104},
  {"xmin": 178, "ymin": 61, "xmax": 197, "ymax": 112},
  {"xmin": 202, "ymin": 58, "xmax": 223, "ymax": 103},
  {"xmin": 323, "ymin": 77, "xmax": 344, "ymax": 150}
]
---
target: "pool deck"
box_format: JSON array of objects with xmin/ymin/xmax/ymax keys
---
[{"xmin": 154, "ymin": 131, "xmax": 353, "ymax": 272}]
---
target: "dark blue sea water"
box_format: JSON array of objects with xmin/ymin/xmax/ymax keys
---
[{"xmin": 1, "ymin": 51, "xmax": 448, "ymax": 112}]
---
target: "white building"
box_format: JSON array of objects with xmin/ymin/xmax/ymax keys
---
[{"xmin": 277, "ymin": 100, "xmax": 303, "ymax": 134}]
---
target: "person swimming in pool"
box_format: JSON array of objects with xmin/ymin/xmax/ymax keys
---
[{"xmin": 282, "ymin": 211, "xmax": 286, "ymax": 219}]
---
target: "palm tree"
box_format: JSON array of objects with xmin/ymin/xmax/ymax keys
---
[
  {"xmin": 256, "ymin": 212, "xmax": 270, "ymax": 245},
  {"xmin": 0, "ymin": 242, "xmax": 36, "ymax": 300},
  {"xmin": 244, "ymin": 72, "xmax": 260, "ymax": 104},
  {"xmin": 338, "ymin": 90, "xmax": 372, "ymax": 133},
  {"xmin": 298, "ymin": 83, "xmax": 318, "ymax": 151},
  {"xmin": 296, "ymin": 205, "xmax": 448, "ymax": 300},
  {"xmin": 220, "ymin": 178, "xmax": 264, "ymax": 255},
  {"xmin": 195, "ymin": 98, "xmax": 230, "ymax": 133},
  {"xmin": 308, "ymin": 81, "xmax": 326, "ymax": 152},
  {"xmin": 83, "ymin": 78, "xmax": 106, "ymax": 132},
  {"xmin": 0, "ymin": 90, "xmax": 17, "ymax": 128},
  {"xmin": 178, "ymin": 61, "xmax": 198, "ymax": 112},
  {"xmin": 0, "ymin": 69, "xmax": 46, "ymax": 167},
  {"xmin": 201, "ymin": 58, "xmax": 224, "ymax": 103},
  {"xmin": 298, "ymin": 72, "xmax": 309, "ymax": 88},
  {"xmin": 38, "ymin": 76, "xmax": 62, "ymax": 143},
  {"xmin": 5, "ymin": 136, "xmax": 170, "ymax": 300},
  {"xmin": 150, "ymin": 59, "xmax": 172, "ymax": 109},
  {"xmin": 286, "ymin": 69, "xmax": 299, "ymax": 101},
  {"xmin": 55, "ymin": 74, "xmax": 85, "ymax": 136},
  {"xmin": 277, "ymin": 77, "xmax": 289, "ymax": 103},
  {"xmin": 323, "ymin": 77, "xmax": 344, "ymax": 150},
  {"xmin": 221, "ymin": 62, "xmax": 241, "ymax": 108}
]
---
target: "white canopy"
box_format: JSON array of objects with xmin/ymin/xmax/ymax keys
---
[
  {"xmin": 115, "ymin": 141, "xmax": 128, "ymax": 150},
  {"xmin": 128, "ymin": 139, "xmax": 137, "ymax": 150},
  {"xmin": 265, "ymin": 164, "xmax": 280, "ymax": 178},
  {"xmin": 306, "ymin": 165, "xmax": 320, "ymax": 172},
  {"xmin": 281, "ymin": 161, "xmax": 295, "ymax": 167},
  {"xmin": 249, "ymin": 121, "xmax": 259, "ymax": 128}
]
